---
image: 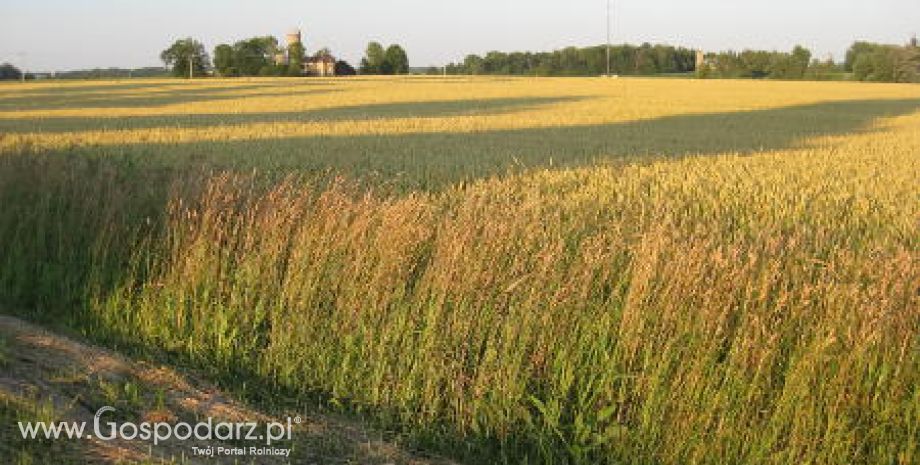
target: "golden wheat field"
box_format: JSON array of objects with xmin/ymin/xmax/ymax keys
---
[
  {"xmin": 1, "ymin": 76, "xmax": 919, "ymax": 464},
  {"xmin": 0, "ymin": 76, "xmax": 918, "ymax": 148}
]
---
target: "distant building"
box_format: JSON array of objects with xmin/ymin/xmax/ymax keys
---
[
  {"xmin": 695, "ymin": 50, "xmax": 706, "ymax": 71},
  {"xmin": 274, "ymin": 29, "xmax": 300, "ymax": 66},
  {"xmin": 286, "ymin": 30, "xmax": 302, "ymax": 48},
  {"xmin": 306, "ymin": 55, "xmax": 336, "ymax": 77},
  {"xmin": 275, "ymin": 28, "xmax": 336, "ymax": 77}
]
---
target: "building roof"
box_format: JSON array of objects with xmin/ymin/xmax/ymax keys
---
[{"xmin": 307, "ymin": 55, "xmax": 335, "ymax": 64}]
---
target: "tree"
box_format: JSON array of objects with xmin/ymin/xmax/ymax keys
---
[
  {"xmin": 788, "ymin": 45, "xmax": 812, "ymax": 79},
  {"xmin": 335, "ymin": 60, "xmax": 357, "ymax": 76},
  {"xmin": 287, "ymin": 42, "xmax": 305, "ymax": 76},
  {"xmin": 462, "ymin": 54, "xmax": 484, "ymax": 74},
  {"xmin": 0, "ymin": 62, "xmax": 22, "ymax": 80},
  {"xmin": 847, "ymin": 41, "xmax": 920, "ymax": 82},
  {"xmin": 804, "ymin": 58, "xmax": 842, "ymax": 81},
  {"xmin": 213, "ymin": 44, "xmax": 235, "ymax": 77},
  {"xmin": 852, "ymin": 53, "xmax": 875, "ymax": 81},
  {"xmin": 384, "ymin": 45, "xmax": 409, "ymax": 74},
  {"xmin": 160, "ymin": 38, "xmax": 209, "ymax": 78},
  {"xmin": 850, "ymin": 45, "xmax": 916, "ymax": 82},
  {"xmin": 845, "ymin": 42, "xmax": 883, "ymax": 72},
  {"xmin": 233, "ymin": 36, "xmax": 280, "ymax": 76},
  {"xmin": 892, "ymin": 47, "xmax": 920, "ymax": 82},
  {"xmin": 869, "ymin": 49, "xmax": 897, "ymax": 82},
  {"xmin": 259, "ymin": 64, "xmax": 283, "ymax": 76},
  {"xmin": 361, "ymin": 42, "xmax": 386, "ymax": 74},
  {"xmin": 634, "ymin": 43, "xmax": 657, "ymax": 74},
  {"xmin": 448, "ymin": 43, "xmax": 697, "ymax": 77},
  {"xmin": 740, "ymin": 50, "xmax": 772, "ymax": 78}
]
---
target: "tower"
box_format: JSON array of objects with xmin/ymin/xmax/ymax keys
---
[
  {"xmin": 277, "ymin": 29, "xmax": 304, "ymax": 67},
  {"xmin": 286, "ymin": 29, "xmax": 302, "ymax": 47},
  {"xmin": 695, "ymin": 50, "xmax": 705, "ymax": 70}
]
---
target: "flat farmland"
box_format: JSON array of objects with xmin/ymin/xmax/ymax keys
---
[
  {"xmin": 0, "ymin": 76, "xmax": 918, "ymax": 464},
  {"xmin": 3, "ymin": 77, "xmax": 920, "ymax": 187}
]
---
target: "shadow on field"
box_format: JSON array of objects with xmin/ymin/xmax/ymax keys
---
[
  {"xmin": 49, "ymin": 97, "xmax": 919, "ymax": 190},
  {"xmin": 0, "ymin": 79, "xmax": 322, "ymax": 95},
  {"xmin": 0, "ymin": 81, "xmax": 337, "ymax": 111},
  {"xmin": 0, "ymin": 96, "xmax": 585, "ymax": 133},
  {"xmin": 0, "ymin": 81, "xmax": 181, "ymax": 96},
  {"xmin": 0, "ymin": 95, "xmax": 918, "ymax": 464}
]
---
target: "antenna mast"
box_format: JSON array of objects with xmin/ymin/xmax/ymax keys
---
[{"xmin": 606, "ymin": 0, "xmax": 611, "ymax": 76}]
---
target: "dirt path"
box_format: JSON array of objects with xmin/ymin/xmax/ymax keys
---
[{"xmin": 0, "ymin": 315, "xmax": 457, "ymax": 465}]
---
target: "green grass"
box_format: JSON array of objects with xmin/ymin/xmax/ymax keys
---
[{"xmin": 0, "ymin": 392, "xmax": 81, "ymax": 465}]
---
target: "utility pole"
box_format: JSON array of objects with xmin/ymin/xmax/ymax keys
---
[
  {"xmin": 606, "ymin": 0, "xmax": 612, "ymax": 77},
  {"xmin": 189, "ymin": 55, "xmax": 194, "ymax": 79}
]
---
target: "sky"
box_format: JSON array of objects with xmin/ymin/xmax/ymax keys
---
[{"xmin": 1, "ymin": 0, "xmax": 918, "ymax": 72}]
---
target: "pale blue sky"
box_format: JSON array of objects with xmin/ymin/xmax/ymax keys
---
[{"xmin": 1, "ymin": 0, "xmax": 917, "ymax": 72}]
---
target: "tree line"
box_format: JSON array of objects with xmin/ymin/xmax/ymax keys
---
[
  {"xmin": 445, "ymin": 43, "xmax": 697, "ymax": 76},
  {"xmin": 0, "ymin": 63, "xmax": 170, "ymax": 80},
  {"xmin": 159, "ymin": 37, "xmax": 358, "ymax": 78},
  {"xmin": 159, "ymin": 37, "xmax": 411, "ymax": 78},
  {"xmin": 444, "ymin": 40, "xmax": 920, "ymax": 83},
  {"xmin": 444, "ymin": 43, "xmax": 818, "ymax": 79},
  {"xmin": 697, "ymin": 46, "xmax": 820, "ymax": 80},
  {"xmin": 698, "ymin": 41, "xmax": 920, "ymax": 82},
  {"xmin": 6, "ymin": 38, "xmax": 915, "ymax": 82},
  {"xmin": 0, "ymin": 63, "xmax": 28, "ymax": 80},
  {"xmin": 359, "ymin": 42, "xmax": 410, "ymax": 74},
  {"xmin": 845, "ymin": 39, "xmax": 920, "ymax": 83}
]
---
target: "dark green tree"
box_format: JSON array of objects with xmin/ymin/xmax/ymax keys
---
[
  {"xmin": 845, "ymin": 42, "xmax": 883, "ymax": 71},
  {"xmin": 232, "ymin": 36, "xmax": 280, "ymax": 76},
  {"xmin": 0, "ymin": 62, "xmax": 22, "ymax": 80},
  {"xmin": 448, "ymin": 43, "xmax": 696, "ymax": 77},
  {"xmin": 463, "ymin": 54, "xmax": 485, "ymax": 74},
  {"xmin": 852, "ymin": 53, "xmax": 875, "ymax": 81},
  {"xmin": 788, "ymin": 45, "xmax": 812, "ymax": 78},
  {"xmin": 892, "ymin": 47, "xmax": 920, "ymax": 82},
  {"xmin": 160, "ymin": 38, "xmax": 209, "ymax": 78},
  {"xmin": 852, "ymin": 46, "xmax": 898, "ymax": 82},
  {"xmin": 740, "ymin": 50, "xmax": 772, "ymax": 78},
  {"xmin": 384, "ymin": 44, "xmax": 409, "ymax": 74},
  {"xmin": 287, "ymin": 42, "xmax": 305, "ymax": 76},
  {"xmin": 844, "ymin": 40, "xmax": 920, "ymax": 82},
  {"xmin": 869, "ymin": 49, "xmax": 897, "ymax": 82},
  {"xmin": 634, "ymin": 43, "xmax": 657, "ymax": 74},
  {"xmin": 335, "ymin": 60, "xmax": 357, "ymax": 76},
  {"xmin": 360, "ymin": 42, "xmax": 386, "ymax": 74},
  {"xmin": 213, "ymin": 44, "xmax": 235, "ymax": 77},
  {"xmin": 259, "ymin": 64, "xmax": 283, "ymax": 76},
  {"xmin": 848, "ymin": 41, "xmax": 920, "ymax": 82}
]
